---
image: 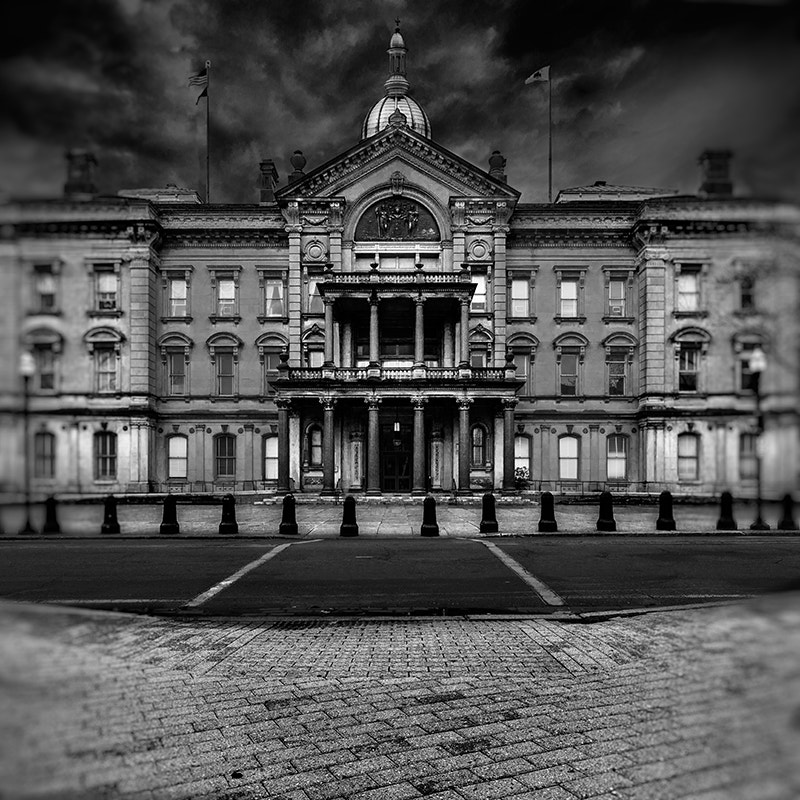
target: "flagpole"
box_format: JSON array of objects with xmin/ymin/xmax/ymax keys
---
[
  {"xmin": 548, "ymin": 68, "xmax": 553, "ymax": 204},
  {"xmin": 205, "ymin": 60, "xmax": 211, "ymax": 204}
]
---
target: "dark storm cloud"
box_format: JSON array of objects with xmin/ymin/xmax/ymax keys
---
[{"xmin": 1, "ymin": 0, "xmax": 798, "ymax": 203}]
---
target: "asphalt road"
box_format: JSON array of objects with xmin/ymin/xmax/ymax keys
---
[{"xmin": 1, "ymin": 536, "xmax": 799, "ymax": 616}]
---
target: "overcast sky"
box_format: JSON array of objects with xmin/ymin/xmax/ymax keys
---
[{"xmin": 1, "ymin": 0, "xmax": 798, "ymax": 205}]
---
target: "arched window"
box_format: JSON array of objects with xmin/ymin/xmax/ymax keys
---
[
  {"xmin": 677, "ymin": 433, "xmax": 700, "ymax": 481},
  {"xmin": 94, "ymin": 431, "xmax": 117, "ymax": 480},
  {"xmin": 607, "ymin": 435, "xmax": 628, "ymax": 480},
  {"xmin": 167, "ymin": 435, "xmax": 188, "ymax": 479},
  {"xmin": 559, "ymin": 436, "xmax": 580, "ymax": 480},
  {"xmin": 214, "ymin": 434, "xmax": 236, "ymax": 479},
  {"xmin": 33, "ymin": 431, "xmax": 55, "ymax": 478},
  {"xmin": 306, "ymin": 425, "xmax": 323, "ymax": 466},
  {"xmin": 263, "ymin": 435, "xmax": 279, "ymax": 481},
  {"xmin": 470, "ymin": 425, "xmax": 488, "ymax": 466}
]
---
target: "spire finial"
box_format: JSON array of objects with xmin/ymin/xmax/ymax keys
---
[
  {"xmin": 395, "ymin": 17, "xmax": 401, "ymax": 30},
  {"xmin": 385, "ymin": 19, "xmax": 409, "ymax": 97}
]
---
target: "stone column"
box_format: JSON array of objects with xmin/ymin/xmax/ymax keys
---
[
  {"xmin": 320, "ymin": 397, "xmax": 336, "ymax": 495},
  {"xmin": 341, "ymin": 322, "xmax": 352, "ymax": 368},
  {"xmin": 243, "ymin": 423, "xmax": 255, "ymax": 490},
  {"xmin": 349, "ymin": 430, "xmax": 363, "ymax": 491},
  {"xmin": 413, "ymin": 297, "xmax": 425, "ymax": 371},
  {"xmin": 276, "ymin": 400, "xmax": 291, "ymax": 493},
  {"xmin": 457, "ymin": 398, "xmax": 472, "ymax": 494},
  {"xmin": 365, "ymin": 397, "xmax": 381, "ymax": 495},
  {"xmin": 502, "ymin": 398, "xmax": 517, "ymax": 493},
  {"xmin": 285, "ymin": 220, "xmax": 303, "ymax": 363},
  {"xmin": 443, "ymin": 321, "xmax": 454, "ymax": 368},
  {"xmin": 589, "ymin": 424, "xmax": 600, "ymax": 484},
  {"xmin": 430, "ymin": 429, "xmax": 443, "ymax": 490},
  {"xmin": 368, "ymin": 294, "xmax": 380, "ymax": 376},
  {"xmin": 459, "ymin": 298, "xmax": 470, "ymax": 368},
  {"xmin": 412, "ymin": 396, "xmax": 427, "ymax": 495}
]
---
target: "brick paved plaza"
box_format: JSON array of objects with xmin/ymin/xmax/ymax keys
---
[{"xmin": 1, "ymin": 592, "xmax": 799, "ymax": 799}]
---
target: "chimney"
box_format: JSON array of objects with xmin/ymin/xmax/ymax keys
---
[
  {"xmin": 259, "ymin": 159, "xmax": 279, "ymax": 204},
  {"xmin": 64, "ymin": 149, "xmax": 98, "ymax": 199},
  {"xmin": 488, "ymin": 150, "xmax": 507, "ymax": 183},
  {"xmin": 698, "ymin": 150, "xmax": 733, "ymax": 198},
  {"xmin": 288, "ymin": 150, "xmax": 307, "ymax": 184}
]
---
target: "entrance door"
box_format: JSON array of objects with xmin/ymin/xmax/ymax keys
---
[{"xmin": 381, "ymin": 415, "xmax": 412, "ymax": 492}]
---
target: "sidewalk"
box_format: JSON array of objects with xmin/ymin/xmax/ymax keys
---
[
  {"xmin": 0, "ymin": 497, "xmax": 795, "ymax": 537},
  {"xmin": 1, "ymin": 594, "xmax": 799, "ymax": 799}
]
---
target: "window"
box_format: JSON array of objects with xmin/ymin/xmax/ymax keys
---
[
  {"xmin": 33, "ymin": 344, "xmax": 56, "ymax": 392},
  {"xmin": 214, "ymin": 434, "xmax": 236, "ymax": 479},
  {"xmin": 740, "ymin": 276, "xmax": 755, "ymax": 311},
  {"xmin": 216, "ymin": 350, "xmax": 235, "ymax": 396},
  {"xmin": 471, "ymin": 274, "xmax": 487, "ymax": 312},
  {"xmin": 263, "ymin": 275, "xmax": 286, "ymax": 318},
  {"xmin": 607, "ymin": 435, "xmax": 627, "ymax": 480},
  {"xmin": 95, "ymin": 269, "xmax": 118, "ymax": 311},
  {"xmin": 305, "ymin": 348, "xmax": 324, "ymax": 368},
  {"xmin": 167, "ymin": 352, "xmax": 186, "ymax": 396},
  {"xmin": 307, "ymin": 277, "xmax": 323, "ymax": 314},
  {"xmin": 677, "ymin": 267, "xmax": 701, "ymax": 312},
  {"xmin": 677, "ymin": 433, "xmax": 699, "ymax": 481},
  {"xmin": 95, "ymin": 348, "xmax": 118, "ymax": 393},
  {"xmin": 217, "ymin": 278, "xmax": 236, "ymax": 316},
  {"xmin": 168, "ymin": 277, "xmax": 188, "ymax": 317},
  {"xmin": 560, "ymin": 278, "xmax": 578, "ymax": 317},
  {"xmin": 608, "ymin": 279, "xmax": 626, "ymax": 317},
  {"xmin": 167, "ymin": 436, "xmax": 188, "ymax": 479},
  {"xmin": 263, "ymin": 350, "xmax": 281, "ymax": 394},
  {"xmin": 94, "ymin": 431, "xmax": 117, "ymax": 480},
  {"xmin": 470, "ymin": 349, "xmax": 487, "ymax": 368},
  {"xmin": 739, "ymin": 433, "xmax": 757, "ymax": 481},
  {"xmin": 307, "ymin": 425, "xmax": 323, "ymax": 466},
  {"xmin": 34, "ymin": 431, "xmax": 55, "ymax": 478},
  {"xmin": 512, "ymin": 352, "xmax": 532, "ymax": 395},
  {"xmin": 678, "ymin": 345, "xmax": 700, "ymax": 392},
  {"xmin": 607, "ymin": 348, "xmax": 628, "ymax": 396},
  {"xmin": 470, "ymin": 425, "xmax": 487, "ymax": 466},
  {"xmin": 514, "ymin": 435, "xmax": 530, "ymax": 472},
  {"xmin": 33, "ymin": 264, "xmax": 57, "ymax": 313},
  {"xmin": 209, "ymin": 268, "xmax": 241, "ymax": 321},
  {"xmin": 263, "ymin": 435, "xmax": 279, "ymax": 481},
  {"xmin": 735, "ymin": 340, "xmax": 765, "ymax": 393},
  {"xmin": 559, "ymin": 436, "xmax": 579, "ymax": 480},
  {"xmin": 509, "ymin": 278, "xmax": 530, "ymax": 318},
  {"xmin": 559, "ymin": 351, "xmax": 579, "ymax": 396}
]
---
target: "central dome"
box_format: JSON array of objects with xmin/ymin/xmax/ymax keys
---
[{"xmin": 360, "ymin": 22, "xmax": 431, "ymax": 141}]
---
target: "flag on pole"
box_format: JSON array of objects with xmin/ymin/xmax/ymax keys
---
[
  {"xmin": 525, "ymin": 65, "xmax": 550, "ymax": 84},
  {"xmin": 188, "ymin": 62, "xmax": 210, "ymax": 104}
]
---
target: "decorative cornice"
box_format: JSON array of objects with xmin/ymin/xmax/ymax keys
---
[
  {"xmin": 508, "ymin": 230, "xmax": 633, "ymax": 248},
  {"xmin": 164, "ymin": 231, "xmax": 287, "ymax": 248}
]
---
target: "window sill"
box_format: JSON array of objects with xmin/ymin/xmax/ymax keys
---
[
  {"xmin": 732, "ymin": 309, "xmax": 759, "ymax": 318},
  {"xmin": 87, "ymin": 310, "xmax": 122, "ymax": 318},
  {"xmin": 93, "ymin": 480, "xmax": 117, "ymax": 485},
  {"xmin": 602, "ymin": 315, "xmax": 635, "ymax": 324},
  {"xmin": 161, "ymin": 316, "xmax": 193, "ymax": 324},
  {"xmin": 257, "ymin": 315, "xmax": 290, "ymax": 324},
  {"xmin": 507, "ymin": 316, "xmax": 538, "ymax": 324},
  {"xmin": 27, "ymin": 309, "xmax": 62, "ymax": 317},
  {"xmin": 209, "ymin": 395, "xmax": 240, "ymax": 403},
  {"xmin": 209, "ymin": 315, "xmax": 241, "ymax": 325},
  {"xmin": 554, "ymin": 316, "xmax": 586, "ymax": 325},
  {"xmin": 673, "ymin": 310, "xmax": 708, "ymax": 319}
]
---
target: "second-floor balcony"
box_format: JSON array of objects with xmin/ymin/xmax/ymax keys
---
[{"xmin": 277, "ymin": 364, "xmax": 513, "ymax": 383}]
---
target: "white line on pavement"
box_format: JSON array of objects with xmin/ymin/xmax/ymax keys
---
[
  {"xmin": 184, "ymin": 539, "xmax": 321, "ymax": 608},
  {"xmin": 478, "ymin": 541, "xmax": 566, "ymax": 606}
]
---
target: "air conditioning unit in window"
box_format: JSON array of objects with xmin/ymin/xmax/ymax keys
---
[{"xmin": 609, "ymin": 305, "xmax": 624, "ymax": 316}]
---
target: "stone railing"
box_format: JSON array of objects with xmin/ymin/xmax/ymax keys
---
[
  {"xmin": 323, "ymin": 271, "xmax": 470, "ymax": 284},
  {"xmin": 281, "ymin": 366, "xmax": 508, "ymax": 381}
]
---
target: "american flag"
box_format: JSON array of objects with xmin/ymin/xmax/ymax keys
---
[{"xmin": 188, "ymin": 61, "xmax": 210, "ymax": 103}]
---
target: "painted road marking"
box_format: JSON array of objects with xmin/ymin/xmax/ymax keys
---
[
  {"xmin": 478, "ymin": 541, "xmax": 566, "ymax": 606},
  {"xmin": 184, "ymin": 539, "xmax": 321, "ymax": 608}
]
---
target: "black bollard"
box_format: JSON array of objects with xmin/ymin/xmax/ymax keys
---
[
  {"xmin": 420, "ymin": 495, "xmax": 439, "ymax": 537},
  {"xmin": 100, "ymin": 494, "xmax": 121, "ymax": 534},
  {"xmin": 715, "ymin": 491, "xmax": 737, "ymax": 531},
  {"xmin": 538, "ymin": 491, "xmax": 558, "ymax": 532},
  {"xmin": 596, "ymin": 491, "xmax": 617, "ymax": 532},
  {"xmin": 656, "ymin": 491, "xmax": 676, "ymax": 531},
  {"xmin": 279, "ymin": 493, "xmax": 298, "ymax": 536},
  {"xmin": 159, "ymin": 495, "xmax": 180, "ymax": 535},
  {"xmin": 777, "ymin": 494, "xmax": 798, "ymax": 531},
  {"xmin": 479, "ymin": 492, "xmax": 498, "ymax": 533},
  {"xmin": 339, "ymin": 495, "xmax": 359, "ymax": 537},
  {"xmin": 42, "ymin": 495, "xmax": 61, "ymax": 534},
  {"xmin": 218, "ymin": 493, "xmax": 238, "ymax": 535}
]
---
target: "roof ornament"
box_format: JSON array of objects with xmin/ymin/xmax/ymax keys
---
[{"xmin": 388, "ymin": 107, "xmax": 408, "ymax": 127}]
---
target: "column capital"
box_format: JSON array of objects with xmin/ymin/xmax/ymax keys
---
[
  {"xmin": 275, "ymin": 398, "xmax": 292, "ymax": 410},
  {"xmin": 502, "ymin": 398, "xmax": 518, "ymax": 411},
  {"xmin": 457, "ymin": 398, "xmax": 473, "ymax": 411},
  {"xmin": 364, "ymin": 396, "xmax": 382, "ymax": 409},
  {"xmin": 414, "ymin": 295, "xmax": 426, "ymax": 306},
  {"xmin": 319, "ymin": 395, "xmax": 337, "ymax": 411},
  {"xmin": 411, "ymin": 395, "xmax": 427, "ymax": 410}
]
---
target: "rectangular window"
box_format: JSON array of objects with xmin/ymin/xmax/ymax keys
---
[
  {"xmin": 607, "ymin": 436, "xmax": 627, "ymax": 480},
  {"xmin": 94, "ymin": 432, "xmax": 117, "ymax": 480},
  {"xmin": 34, "ymin": 265, "xmax": 57, "ymax": 313},
  {"xmin": 740, "ymin": 276, "xmax": 755, "ymax": 311},
  {"xmin": 677, "ymin": 270, "xmax": 700, "ymax": 311},
  {"xmin": 559, "ymin": 352, "xmax": 578, "ymax": 396},
  {"xmin": 168, "ymin": 278, "xmax": 188, "ymax": 317},
  {"xmin": 308, "ymin": 427, "xmax": 322, "ymax": 466},
  {"xmin": 739, "ymin": 433, "xmax": 757, "ymax": 480},
  {"xmin": 264, "ymin": 351, "xmax": 280, "ymax": 394},
  {"xmin": 560, "ymin": 279, "xmax": 578, "ymax": 317},
  {"xmin": 510, "ymin": 278, "xmax": 530, "ymax": 318},
  {"xmin": 607, "ymin": 348, "xmax": 628, "ymax": 396},
  {"xmin": 217, "ymin": 278, "xmax": 236, "ymax": 316},
  {"xmin": 608, "ymin": 279, "xmax": 626, "ymax": 316},
  {"xmin": 34, "ymin": 432, "xmax": 55, "ymax": 478},
  {"xmin": 471, "ymin": 426, "xmax": 486, "ymax": 466},
  {"xmin": 95, "ymin": 349, "xmax": 117, "ymax": 393},
  {"xmin": 216, "ymin": 351, "xmax": 235, "ymax": 396},
  {"xmin": 34, "ymin": 345, "xmax": 56, "ymax": 392},
  {"xmin": 167, "ymin": 436, "xmax": 188, "ymax": 479},
  {"xmin": 305, "ymin": 349, "xmax": 324, "ymax": 368},
  {"xmin": 512, "ymin": 352, "xmax": 533, "ymax": 395},
  {"xmin": 677, "ymin": 434, "xmax": 699, "ymax": 481},
  {"xmin": 678, "ymin": 346, "xmax": 699, "ymax": 392},
  {"xmin": 307, "ymin": 278, "xmax": 323, "ymax": 314},
  {"xmin": 215, "ymin": 436, "xmax": 236, "ymax": 478},
  {"xmin": 514, "ymin": 435, "xmax": 530, "ymax": 472},
  {"xmin": 167, "ymin": 352, "xmax": 186, "ymax": 396},
  {"xmin": 559, "ymin": 437, "xmax": 579, "ymax": 480},
  {"xmin": 96, "ymin": 270, "xmax": 118, "ymax": 311},
  {"xmin": 471, "ymin": 274, "xmax": 487, "ymax": 312},
  {"xmin": 263, "ymin": 436, "xmax": 278, "ymax": 481},
  {"xmin": 264, "ymin": 278, "xmax": 285, "ymax": 317},
  {"xmin": 470, "ymin": 349, "xmax": 487, "ymax": 368}
]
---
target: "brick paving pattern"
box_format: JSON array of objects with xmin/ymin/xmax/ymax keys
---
[{"xmin": 1, "ymin": 594, "xmax": 799, "ymax": 799}]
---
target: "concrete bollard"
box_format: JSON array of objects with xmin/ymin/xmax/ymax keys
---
[
  {"xmin": 538, "ymin": 491, "xmax": 558, "ymax": 532},
  {"xmin": 420, "ymin": 495, "xmax": 439, "ymax": 537},
  {"xmin": 596, "ymin": 491, "xmax": 617, "ymax": 532},
  {"xmin": 479, "ymin": 492, "xmax": 498, "ymax": 533},
  {"xmin": 715, "ymin": 491, "xmax": 737, "ymax": 531},
  {"xmin": 339, "ymin": 495, "xmax": 359, "ymax": 537},
  {"xmin": 42, "ymin": 496, "xmax": 61, "ymax": 534},
  {"xmin": 279, "ymin": 493, "xmax": 298, "ymax": 536},
  {"xmin": 100, "ymin": 494, "xmax": 121, "ymax": 534},
  {"xmin": 777, "ymin": 494, "xmax": 798, "ymax": 531},
  {"xmin": 218, "ymin": 493, "xmax": 238, "ymax": 535},
  {"xmin": 159, "ymin": 495, "xmax": 180, "ymax": 535},
  {"xmin": 656, "ymin": 491, "xmax": 676, "ymax": 531}
]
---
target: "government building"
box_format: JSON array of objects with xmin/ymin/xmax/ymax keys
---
[{"xmin": 1, "ymin": 25, "xmax": 798, "ymax": 500}]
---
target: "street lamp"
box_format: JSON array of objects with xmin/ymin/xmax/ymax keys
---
[
  {"xmin": 18, "ymin": 350, "xmax": 37, "ymax": 535},
  {"xmin": 748, "ymin": 345, "xmax": 770, "ymax": 531}
]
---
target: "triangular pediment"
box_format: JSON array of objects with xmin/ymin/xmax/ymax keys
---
[{"xmin": 275, "ymin": 126, "xmax": 520, "ymax": 201}]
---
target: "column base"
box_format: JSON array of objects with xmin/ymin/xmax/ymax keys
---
[
  {"xmin": 366, "ymin": 489, "xmax": 382, "ymax": 497},
  {"xmin": 500, "ymin": 488, "xmax": 520, "ymax": 496},
  {"xmin": 319, "ymin": 489, "xmax": 337, "ymax": 497},
  {"xmin": 457, "ymin": 489, "xmax": 473, "ymax": 497},
  {"xmin": 411, "ymin": 488, "xmax": 427, "ymax": 496}
]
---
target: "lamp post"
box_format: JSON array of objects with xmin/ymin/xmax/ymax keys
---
[
  {"xmin": 748, "ymin": 346, "xmax": 770, "ymax": 531},
  {"xmin": 18, "ymin": 351, "xmax": 37, "ymax": 535}
]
